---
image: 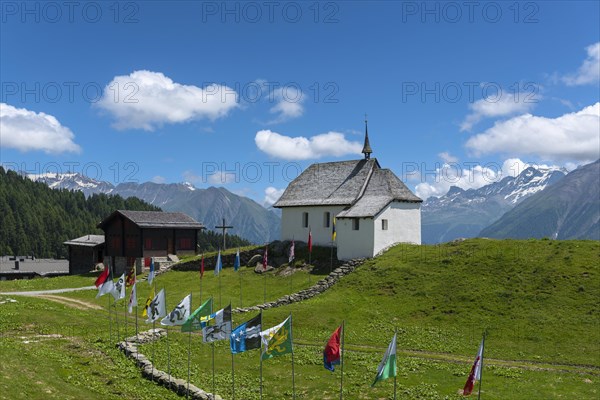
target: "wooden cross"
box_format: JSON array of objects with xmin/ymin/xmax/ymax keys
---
[{"xmin": 215, "ymin": 218, "xmax": 234, "ymax": 251}]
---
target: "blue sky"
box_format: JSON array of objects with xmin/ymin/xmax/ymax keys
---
[{"xmin": 1, "ymin": 1, "xmax": 599, "ymax": 205}]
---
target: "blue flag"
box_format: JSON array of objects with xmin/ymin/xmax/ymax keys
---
[
  {"xmin": 214, "ymin": 250, "xmax": 222, "ymax": 276},
  {"xmin": 230, "ymin": 314, "xmax": 261, "ymax": 354},
  {"xmin": 148, "ymin": 258, "xmax": 155, "ymax": 285},
  {"xmin": 233, "ymin": 248, "xmax": 240, "ymax": 272}
]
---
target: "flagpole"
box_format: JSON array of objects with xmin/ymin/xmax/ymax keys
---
[
  {"xmin": 231, "ymin": 343, "xmax": 236, "ymax": 400},
  {"xmin": 187, "ymin": 329, "xmax": 192, "ymax": 400},
  {"xmin": 477, "ymin": 330, "xmax": 486, "ymax": 400},
  {"xmin": 152, "ymin": 279, "xmax": 157, "ymax": 384},
  {"xmin": 259, "ymin": 310, "xmax": 263, "ymax": 400},
  {"xmin": 167, "ymin": 326, "xmax": 171, "ymax": 389},
  {"xmin": 290, "ymin": 313, "xmax": 296, "ymax": 400},
  {"xmin": 393, "ymin": 328, "xmax": 398, "ymax": 400},
  {"xmin": 200, "ymin": 254, "xmax": 203, "ymax": 304},
  {"xmin": 212, "ymin": 342, "xmax": 216, "ymax": 396},
  {"xmin": 330, "ymin": 241, "xmax": 333, "ymax": 274},
  {"xmin": 340, "ymin": 320, "xmax": 345, "ymax": 400},
  {"xmin": 239, "ymin": 269, "xmax": 243, "ymax": 308},
  {"xmin": 108, "ymin": 291, "xmax": 112, "ymax": 343}
]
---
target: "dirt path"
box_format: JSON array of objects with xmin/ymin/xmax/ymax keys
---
[
  {"xmin": 0, "ymin": 286, "xmax": 95, "ymax": 296},
  {"xmin": 36, "ymin": 294, "xmax": 102, "ymax": 310}
]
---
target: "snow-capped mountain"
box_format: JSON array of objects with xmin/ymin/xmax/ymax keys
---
[
  {"xmin": 26, "ymin": 172, "xmax": 280, "ymax": 244},
  {"xmin": 28, "ymin": 172, "xmax": 116, "ymax": 197},
  {"xmin": 422, "ymin": 166, "xmax": 568, "ymax": 244}
]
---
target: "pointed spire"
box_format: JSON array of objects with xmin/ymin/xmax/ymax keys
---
[{"xmin": 362, "ymin": 115, "xmax": 372, "ymax": 160}]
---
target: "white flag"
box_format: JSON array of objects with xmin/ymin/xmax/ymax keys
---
[
  {"xmin": 127, "ymin": 283, "xmax": 138, "ymax": 314},
  {"xmin": 161, "ymin": 294, "xmax": 191, "ymax": 326},
  {"xmin": 112, "ymin": 273, "xmax": 126, "ymax": 301},
  {"xmin": 145, "ymin": 288, "xmax": 167, "ymax": 323},
  {"xmin": 96, "ymin": 279, "xmax": 115, "ymax": 299}
]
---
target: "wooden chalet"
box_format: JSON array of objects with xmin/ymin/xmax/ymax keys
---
[
  {"xmin": 63, "ymin": 234, "xmax": 105, "ymax": 275},
  {"xmin": 97, "ymin": 210, "xmax": 204, "ymax": 274}
]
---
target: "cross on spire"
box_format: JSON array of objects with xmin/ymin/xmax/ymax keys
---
[
  {"xmin": 215, "ymin": 218, "xmax": 234, "ymax": 251},
  {"xmin": 362, "ymin": 115, "xmax": 372, "ymax": 160}
]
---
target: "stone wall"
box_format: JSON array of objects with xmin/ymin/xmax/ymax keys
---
[{"xmin": 117, "ymin": 329, "xmax": 222, "ymax": 400}]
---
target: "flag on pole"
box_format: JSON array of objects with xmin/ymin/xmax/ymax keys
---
[
  {"xmin": 111, "ymin": 273, "xmax": 126, "ymax": 301},
  {"xmin": 214, "ymin": 250, "xmax": 222, "ymax": 276},
  {"xmin": 260, "ymin": 315, "xmax": 292, "ymax": 360},
  {"xmin": 148, "ymin": 258, "xmax": 155, "ymax": 285},
  {"xmin": 96, "ymin": 277, "xmax": 115, "ymax": 298},
  {"xmin": 372, "ymin": 333, "xmax": 397, "ymax": 386},
  {"xmin": 289, "ymin": 240, "xmax": 295, "ymax": 264},
  {"xmin": 161, "ymin": 294, "xmax": 191, "ymax": 326},
  {"xmin": 463, "ymin": 338, "xmax": 484, "ymax": 395},
  {"xmin": 142, "ymin": 287, "xmax": 155, "ymax": 318},
  {"xmin": 234, "ymin": 248, "xmax": 240, "ymax": 272},
  {"xmin": 230, "ymin": 314, "xmax": 262, "ymax": 354},
  {"xmin": 202, "ymin": 305, "xmax": 232, "ymax": 343},
  {"xmin": 95, "ymin": 264, "xmax": 110, "ymax": 288},
  {"xmin": 181, "ymin": 297, "xmax": 213, "ymax": 332},
  {"xmin": 263, "ymin": 246, "xmax": 268, "ymax": 271},
  {"xmin": 323, "ymin": 325, "xmax": 342, "ymax": 371},
  {"xmin": 145, "ymin": 288, "xmax": 167, "ymax": 323},
  {"xmin": 126, "ymin": 265, "xmax": 135, "ymax": 287},
  {"xmin": 332, "ymin": 217, "xmax": 337, "ymax": 241},
  {"xmin": 127, "ymin": 282, "xmax": 138, "ymax": 314},
  {"xmin": 308, "ymin": 228, "xmax": 312, "ymax": 253},
  {"xmin": 200, "ymin": 254, "xmax": 205, "ymax": 279}
]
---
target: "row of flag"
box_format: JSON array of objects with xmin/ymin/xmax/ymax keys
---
[{"xmin": 97, "ymin": 270, "xmax": 484, "ymax": 396}]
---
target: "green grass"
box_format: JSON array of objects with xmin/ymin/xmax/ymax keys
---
[{"xmin": 1, "ymin": 239, "xmax": 599, "ymax": 399}]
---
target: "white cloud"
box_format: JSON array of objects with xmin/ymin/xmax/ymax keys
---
[
  {"xmin": 264, "ymin": 186, "xmax": 284, "ymax": 207},
  {"xmin": 208, "ymin": 170, "xmax": 237, "ymax": 185},
  {"xmin": 466, "ymin": 103, "xmax": 600, "ymax": 162},
  {"xmin": 0, "ymin": 103, "xmax": 81, "ymax": 154},
  {"xmin": 255, "ymin": 129, "xmax": 362, "ymax": 160},
  {"xmin": 562, "ymin": 42, "xmax": 600, "ymax": 86},
  {"xmin": 151, "ymin": 175, "xmax": 166, "ymax": 184},
  {"xmin": 267, "ymin": 85, "xmax": 304, "ymax": 124},
  {"xmin": 460, "ymin": 92, "xmax": 538, "ymax": 132},
  {"xmin": 96, "ymin": 70, "xmax": 238, "ymax": 131},
  {"xmin": 415, "ymin": 162, "xmax": 502, "ymax": 200},
  {"xmin": 438, "ymin": 151, "xmax": 458, "ymax": 163}
]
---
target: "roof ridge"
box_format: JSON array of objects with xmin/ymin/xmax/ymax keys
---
[{"xmin": 347, "ymin": 159, "xmax": 378, "ymax": 207}]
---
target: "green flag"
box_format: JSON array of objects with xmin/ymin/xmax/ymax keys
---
[
  {"xmin": 181, "ymin": 298, "xmax": 213, "ymax": 333},
  {"xmin": 372, "ymin": 333, "xmax": 397, "ymax": 386},
  {"xmin": 260, "ymin": 315, "xmax": 292, "ymax": 361}
]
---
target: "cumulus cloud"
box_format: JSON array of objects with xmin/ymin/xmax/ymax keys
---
[
  {"xmin": 460, "ymin": 92, "xmax": 538, "ymax": 132},
  {"xmin": 415, "ymin": 162, "xmax": 502, "ymax": 200},
  {"xmin": 0, "ymin": 103, "xmax": 81, "ymax": 154},
  {"xmin": 562, "ymin": 42, "xmax": 600, "ymax": 86},
  {"xmin": 465, "ymin": 103, "xmax": 600, "ymax": 161},
  {"xmin": 264, "ymin": 186, "xmax": 284, "ymax": 207},
  {"xmin": 255, "ymin": 129, "xmax": 362, "ymax": 160},
  {"xmin": 96, "ymin": 70, "xmax": 238, "ymax": 131},
  {"xmin": 438, "ymin": 151, "xmax": 458, "ymax": 163},
  {"xmin": 266, "ymin": 85, "xmax": 304, "ymax": 124}
]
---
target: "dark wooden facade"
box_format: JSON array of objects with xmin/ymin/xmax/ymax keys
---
[
  {"xmin": 98, "ymin": 210, "xmax": 204, "ymax": 260},
  {"xmin": 64, "ymin": 235, "xmax": 104, "ymax": 275}
]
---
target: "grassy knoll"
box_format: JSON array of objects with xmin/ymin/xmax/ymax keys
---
[{"xmin": 1, "ymin": 239, "xmax": 599, "ymax": 399}]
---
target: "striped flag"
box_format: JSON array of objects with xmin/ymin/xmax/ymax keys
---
[
  {"xmin": 308, "ymin": 228, "xmax": 312, "ymax": 253},
  {"xmin": 127, "ymin": 282, "xmax": 138, "ymax": 314},
  {"xmin": 289, "ymin": 240, "xmax": 295, "ymax": 264},
  {"xmin": 234, "ymin": 248, "xmax": 240, "ymax": 272},
  {"xmin": 263, "ymin": 246, "xmax": 268, "ymax": 271},
  {"xmin": 148, "ymin": 258, "xmax": 155, "ymax": 285},
  {"xmin": 463, "ymin": 337, "xmax": 485, "ymax": 395},
  {"xmin": 332, "ymin": 217, "xmax": 337, "ymax": 241},
  {"xmin": 372, "ymin": 333, "xmax": 397, "ymax": 386},
  {"xmin": 200, "ymin": 254, "xmax": 205, "ymax": 279},
  {"xmin": 214, "ymin": 250, "xmax": 222, "ymax": 276}
]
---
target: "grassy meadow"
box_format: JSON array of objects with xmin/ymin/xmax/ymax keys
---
[{"xmin": 0, "ymin": 239, "xmax": 598, "ymax": 399}]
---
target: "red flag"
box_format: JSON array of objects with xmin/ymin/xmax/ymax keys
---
[
  {"xmin": 263, "ymin": 246, "xmax": 268, "ymax": 271},
  {"xmin": 200, "ymin": 254, "xmax": 205, "ymax": 278},
  {"xmin": 94, "ymin": 264, "xmax": 110, "ymax": 288},
  {"xmin": 463, "ymin": 338, "xmax": 484, "ymax": 395},
  {"xmin": 126, "ymin": 265, "xmax": 135, "ymax": 287},
  {"xmin": 308, "ymin": 228, "xmax": 312, "ymax": 253},
  {"xmin": 323, "ymin": 325, "xmax": 342, "ymax": 371}
]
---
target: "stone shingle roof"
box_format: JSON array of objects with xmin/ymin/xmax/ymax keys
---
[
  {"xmin": 273, "ymin": 158, "xmax": 421, "ymax": 216},
  {"xmin": 64, "ymin": 234, "xmax": 105, "ymax": 247},
  {"xmin": 98, "ymin": 210, "xmax": 204, "ymax": 229},
  {"xmin": 273, "ymin": 159, "xmax": 378, "ymax": 207},
  {"xmin": 337, "ymin": 168, "xmax": 422, "ymax": 218}
]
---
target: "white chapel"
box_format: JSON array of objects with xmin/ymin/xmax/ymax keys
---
[{"xmin": 273, "ymin": 121, "xmax": 422, "ymax": 260}]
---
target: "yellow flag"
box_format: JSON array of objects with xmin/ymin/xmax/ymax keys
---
[{"xmin": 142, "ymin": 288, "xmax": 155, "ymax": 317}]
